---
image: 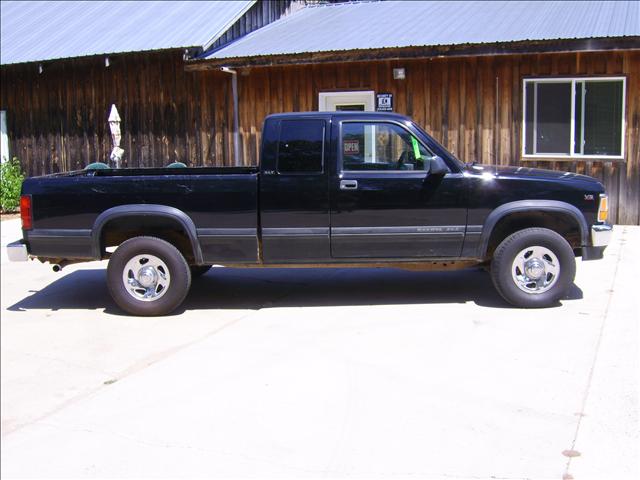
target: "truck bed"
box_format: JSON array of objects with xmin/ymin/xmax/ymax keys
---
[{"xmin": 22, "ymin": 167, "xmax": 260, "ymax": 263}]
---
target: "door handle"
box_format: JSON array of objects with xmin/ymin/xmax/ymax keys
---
[{"xmin": 340, "ymin": 180, "xmax": 358, "ymax": 190}]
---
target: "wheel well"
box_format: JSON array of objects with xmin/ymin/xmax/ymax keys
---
[
  {"xmin": 100, "ymin": 216, "xmax": 195, "ymax": 263},
  {"xmin": 485, "ymin": 211, "xmax": 582, "ymax": 258}
]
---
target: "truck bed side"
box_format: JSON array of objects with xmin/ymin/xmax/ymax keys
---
[{"xmin": 22, "ymin": 169, "xmax": 259, "ymax": 264}]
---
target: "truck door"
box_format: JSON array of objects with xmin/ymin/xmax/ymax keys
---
[
  {"xmin": 330, "ymin": 118, "xmax": 466, "ymax": 258},
  {"xmin": 259, "ymin": 116, "xmax": 332, "ymax": 263}
]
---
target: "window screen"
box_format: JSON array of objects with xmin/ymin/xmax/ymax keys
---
[
  {"xmin": 277, "ymin": 119, "xmax": 324, "ymax": 173},
  {"xmin": 523, "ymin": 78, "xmax": 624, "ymax": 158},
  {"xmin": 582, "ymin": 81, "xmax": 623, "ymax": 156},
  {"xmin": 535, "ymin": 83, "xmax": 572, "ymax": 154}
]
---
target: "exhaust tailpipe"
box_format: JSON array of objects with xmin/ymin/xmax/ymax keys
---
[{"xmin": 51, "ymin": 260, "xmax": 71, "ymax": 272}]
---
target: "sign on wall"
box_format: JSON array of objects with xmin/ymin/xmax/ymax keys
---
[{"xmin": 376, "ymin": 93, "xmax": 393, "ymax": 112}]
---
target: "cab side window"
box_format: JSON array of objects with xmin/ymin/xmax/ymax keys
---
[
  {"xmin": 342, "ymin": 122, "xmax": 432, "ymax": 171},
  {"xmin": 277, "ymin": 119, "xmax": 325, "ymax": 173}
]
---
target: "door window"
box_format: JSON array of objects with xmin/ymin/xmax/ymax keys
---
[{"xmin": 341, "ymin": 122, "xmax": 433, "ymax": 171}]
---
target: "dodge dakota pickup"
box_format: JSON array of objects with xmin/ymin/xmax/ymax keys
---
[{"xmin": 7, "ymin": 112, "xmax": 612, "ymax": 315}]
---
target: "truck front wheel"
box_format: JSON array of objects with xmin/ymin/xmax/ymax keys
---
[
  {"xmin": 490, "ymin": 228, "xmax": 576, "ymax": 308},
  {"xmin": 107, "ymin": 236, "xmax": 192, "ymax": 316}
]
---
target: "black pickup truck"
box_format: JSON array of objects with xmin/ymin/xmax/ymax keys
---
[{"xmin": 8, "ymin": 112, "xmax": 612, "ymax": 315}]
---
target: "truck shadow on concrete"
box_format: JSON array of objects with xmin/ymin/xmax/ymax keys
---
[{"xmin": 7, "ymin": 266, "xmax": 583, "ymax": 315}]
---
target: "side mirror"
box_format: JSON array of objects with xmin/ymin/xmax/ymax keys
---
[{"xmin": 429, "ymin": 155, "xmax": 449, "ymax": 176}]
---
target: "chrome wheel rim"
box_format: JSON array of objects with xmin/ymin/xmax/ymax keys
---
[
  {"xmin": 511, "ymin": 246, "xmax": 560, "ymax": 294},
  {"xmin": 122, "ymin": 254, "xmax": 170, "ymax": 301}
]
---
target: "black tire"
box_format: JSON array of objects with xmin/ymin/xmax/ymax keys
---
[
  {"xmin": 190, "ymin": 265, "xmax": 212, "ymax": 278},
  {"xmin": 490, "ymin": 228, "xmax": 576, "ymax": 308},
  {"xmin": 107, "ymin": 236, "xmax": 191, "ymax": 316}
]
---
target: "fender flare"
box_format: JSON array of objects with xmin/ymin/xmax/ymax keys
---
[
  {"xmin": 478, "ymin": 200, "xmax": 589, "ymax": 257},
  {"xmin": 91, "ymin": 204, "xmax": 204, "ymax": 264}
]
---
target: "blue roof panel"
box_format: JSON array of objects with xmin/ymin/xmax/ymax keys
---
[
  {"xmin": 1, "ymin": 0, "xmax": 255, "ymax": 65},
  {"xmin": 206, "ymin": 0, "xmax": 640, "ymax": 60}
]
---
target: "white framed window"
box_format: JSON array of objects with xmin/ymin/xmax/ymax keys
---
[
  {"xmin": 522, "ymin": 77, "xmax": 625, "ymax": 159},
  {"xmin": 0, "ymin": 111, "xmax": 8, "ymax": 163}
]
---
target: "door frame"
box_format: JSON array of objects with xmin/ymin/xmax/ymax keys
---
[
  {"xmin": 329, "ymin": 117, "xmax": 466, "ymax": 259},
  {"xmin": 318, "ymin": 91, "xmax": 375, "ymax": 112}
]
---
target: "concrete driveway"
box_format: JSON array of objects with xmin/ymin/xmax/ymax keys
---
[{"xmin": 1, "ymin": 218, "xmax": 637, "ymax": 479}]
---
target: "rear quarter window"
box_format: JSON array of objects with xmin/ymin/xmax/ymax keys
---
[{"xmin": 277, "ymin": 119, "xmax": 324, "ymax": 174}]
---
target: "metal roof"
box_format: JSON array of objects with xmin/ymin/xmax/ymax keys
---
[
  {"xmin": 0, "ymin": 0, "xmax": 255, "ymax": 65},
  {"xmin": 205, "ymin": 0, "xmax": 640, "ymax": 60}
]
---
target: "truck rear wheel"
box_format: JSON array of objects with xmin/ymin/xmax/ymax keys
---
[
  {"xmin": 107, "ymin": 236, "xmax": 191, "ymax": 316},
  {"xmin": 490, "ymin": 227, "xmax": 575, "ymax": 308}
]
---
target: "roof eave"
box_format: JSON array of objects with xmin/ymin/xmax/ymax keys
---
[
  {"xmin": 186, "ymin": 37, "xmax": 640, "ymax": 71},
  {"xmin": 0, "ymin": 46, "xmax": 201, "ymax": 67}
]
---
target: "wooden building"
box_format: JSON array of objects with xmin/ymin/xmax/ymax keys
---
[
  {"xmin": 190, "ymin": 48, "xmax": 640, "ymax": 225},
  {"xmin": 0, "ymin": 0, "xmax": 300, "ymax": 172},
  {"xmin": 1, "ymin": 1, "xmax": 639, "ymax": 224}
]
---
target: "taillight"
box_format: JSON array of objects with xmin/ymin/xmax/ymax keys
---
[
  {"xmin": 597, "ymin": 194, "xmax": 608, "ymax": 223},
  {"xmin": 20, "ymin": 195, "xmax": 32, "ymax": 230}
]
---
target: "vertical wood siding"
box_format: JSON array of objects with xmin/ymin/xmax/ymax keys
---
[
  {"xmin": 233, "ymin": 51, "xmax": 639, "ymax": 224},
  {"xmin": 1, "ymin": 51, "xmax": 230, "ymax": 171},
  {"xmin": 1, "ymin": 50, "xmax": 638, "ymax": 223}
]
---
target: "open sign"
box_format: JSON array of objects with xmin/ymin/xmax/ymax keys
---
[{"xmin": 343, "ymin": 139, "xmax": 360, "ymax": 155}]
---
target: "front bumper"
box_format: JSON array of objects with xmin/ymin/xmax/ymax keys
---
[
  {"xmin": 6, "ymin": 240, "xmax": 28, "ymax": 262},
  {"xmin": 582, "ymin": 224, "xmax": 613, "ymax": 261},
  {"xmin": 591, "ymin": 223, "xmax": 613, "ymax": 247}
]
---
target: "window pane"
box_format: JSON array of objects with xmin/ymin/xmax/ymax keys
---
[
  {"xmin": 342, "ymin": 122, "xmax": 431, "ymax": 171},
  {"xmin": 335, "ymin": 104, "xmax": 365, "ymax": 111},
  {"xmin": 524, "ymin": 83, "xmax": 534, "ymax": 155},
  {"xmin": 583, "ymin": 81, "xmax": 623, "ymax": 156},
  {"xmin": 574, "ymin": 82, "xmax": 584, "ymax": 155},
  {"xmin": 535, "ymin": 82, "xmax": 571, "ymax": 154},
  {"xmin": 277, "ymin": 120, "xmax": 324, "ymax": 173}
]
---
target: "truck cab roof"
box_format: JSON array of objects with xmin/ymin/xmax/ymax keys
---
[{"xmin": 265, "ymin": 111, "xmax": 413, "ymax": 122}]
